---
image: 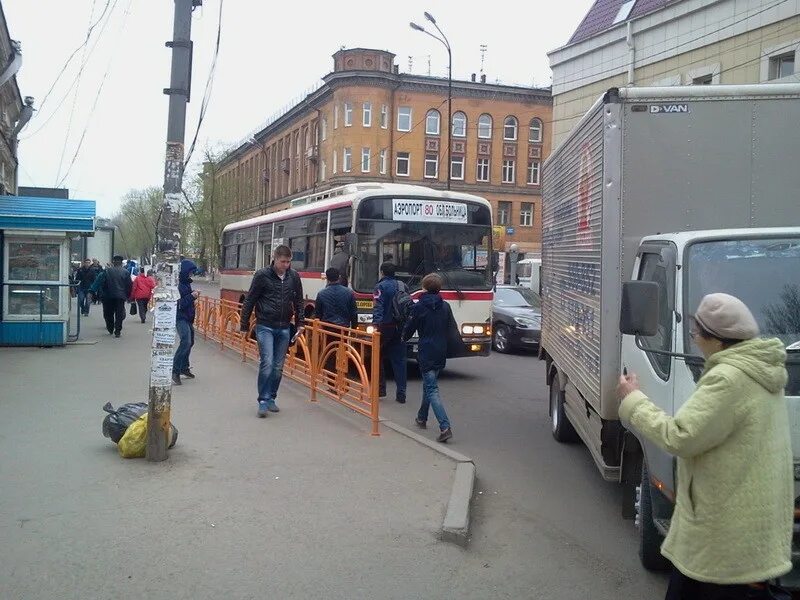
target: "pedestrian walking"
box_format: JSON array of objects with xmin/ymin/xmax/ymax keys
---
[
  {"xmin": 314, "ymin": 267, "xmax": 358, "ymax": 328},
  {"xmin": 90, "ymin": 255, "xmax": 132, "ymax": 337},
  {"xmin": 240, "ymin": 245, "xmax": 304, "ymax": 417},
  {"xmin": 403, "ymin": 273, "xmax": 453, "ymax": 442},
  {"xmin": 74, "ymin": 258, "xmax": 97, "ymax": 316},
  {"xmin": 617, "ymin": 293, "xmax": 793, "ymax": 599},
  {"xmin": 90, "ymin": 259, "xmax": 103, "ymax": 304},
  {"xmin": 172, "ymin": 259, "xmax": 199, "ymax": 385},
  {"xmin": 372, "ymin": 262, "xmax": 407, "ymax": 403},
  {"xmin": 130, "ymin": 269, "xmax": 156, "ymax": 323}
]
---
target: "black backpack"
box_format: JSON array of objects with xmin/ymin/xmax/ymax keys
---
[{"xmin": 391, "ymin": 280, "xmax": 414, "ymax": 326}]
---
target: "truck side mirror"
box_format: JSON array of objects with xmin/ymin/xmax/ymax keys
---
[
  {"xmin": 620, "ymin": 281, "xmax": 659, "ymax": 336},
  {"xmin": 491, "ymin": 251, "xmax": 500, "ymax": 272},
  {"xmin": 344, "ymin": 232, "xmax": 358, "ymax": 256}
]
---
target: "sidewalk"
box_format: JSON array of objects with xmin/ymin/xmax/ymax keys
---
[{"xmin": 0, "ymin": 309, "xmax": 467, "ymax": 600}]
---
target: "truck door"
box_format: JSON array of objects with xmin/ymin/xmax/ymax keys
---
[{"xmin": 622, "ymin": 244, "xmax": 677, "ymax": 493}]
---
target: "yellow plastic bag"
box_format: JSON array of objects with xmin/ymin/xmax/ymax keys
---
[{"xmin": 118, "ymin": 413, "xmax": 148, "ymax": 458}]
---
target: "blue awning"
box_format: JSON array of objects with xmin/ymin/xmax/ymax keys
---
[{"xmin": 0, "ymin": 195, "xmax": 96, "ymax": 232}]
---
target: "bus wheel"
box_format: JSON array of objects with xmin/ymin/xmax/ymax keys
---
[
  {"xmin": 637, "ymin": 460, "xmax": 672, "ymax": 572},
  {"xmin": 549, "ymin": 378, "xmax": 579, "ymax": 443}
]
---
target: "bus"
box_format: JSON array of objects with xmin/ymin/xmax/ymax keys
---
[{"xmin": 220, "ymin": 182, "xmax": 494, "ymax": 358}]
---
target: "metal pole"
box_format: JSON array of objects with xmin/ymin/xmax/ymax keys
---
[
  {"xmin": 146, "ymin": 0, "xmax": 199, "ymax": 462},
  {"xmin": 446, "ymin": 45, "xmax": 452, "ymax": 191}
]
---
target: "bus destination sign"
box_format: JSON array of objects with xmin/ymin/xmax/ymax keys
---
[{"xmin": 392, "ymin": 199, "xmax": 468, "ymax": 224}]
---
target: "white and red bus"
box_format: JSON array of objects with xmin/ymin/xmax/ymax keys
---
[{"xmin": 220, "ymin": 183, "xmax": 494, "ymax": 357}]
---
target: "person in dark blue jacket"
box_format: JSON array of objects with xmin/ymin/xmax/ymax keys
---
[
  {"xmin": 314, "ymin": 268, "xmax": 358, "ymax": 328},
  {"xmin": 372, "ymin": 262, "xmax": 407, "ymax": 403},
  {"xmin": 403, "ymin": 273, "xmax": 453, "ymax": 442},
  {"xmin": 172, "ymin": 259, "xmax": 199, "ymax": 385}
]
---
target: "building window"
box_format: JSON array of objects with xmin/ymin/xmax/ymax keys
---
[
  {"xmin": 379, "ymin": 149, "xmax": 387, "ymax": 174},
  {"xmin": 343, "ymin": 148, "xmax": 352, "ymax": 172},
  {"xmin": 478, "ymin": 114, "xmax": 492, "ymax": 139},
  {"xmin": 363, "ymin": 102, "xmax": 372, "ymax": 127},
  {"xmin": 424, "ymin": 154, "xmax": 438, "ymax": 179},
  {"xmin": 450, "ymin": 156, "xmax": 464, "ymax": 180},
  {"xmin": 334, "ymin": 105, "xmax": 339, "ymax": 129},
  {"xmin": 769, "ymin": 53, "xmax": 795, "ymax": 80},
  {"xmin": 321, "ymin": 117, "xmax": 327, "ymax": 140},
  {"xmin": 497, "ymin": 201, "xmax": 511, "ymax": 226},
  {"xmin": 452, "ymin": 111, "xmax": 467, "ymax": 138},
  {"xmin": 361, "ymin": 147, "xmax": 370, "ymax": 173},
  {"xmin": 502, "ymin": 160, "xmax": 515, "ymax": 183},
  {"xmin": 476, "ymin": 158, "xmax": 489, "ymax": 182},
  {"xmin": 527, "ymin": 160, "xmax": 540, "ymax": 185},
  {"xmin": 504, "ymin": 116, "xmax": 518, "ymax": 141},
  {"xmin": 396, "ymin": 152, "xmax": 410, "ymax": 176},
  {"xmin": 397, "ymin": 106, "xmax": 412, "ymax": 132},
  {"xmin": 520, "ymin": 202, "xmax": 533, "ymax": 227},
  {"xmin": 333, "ymin": 149, "xmax": 338, "ymax": 174},
  {"xmin": 380, "ymin": 104, "xmax": 388, "ymax": 128},
  {"xmin": 344, "ymin": 102, "xmax": 353, "ymax": 127},
  {"xmin": 528, "ymin": 118, "xmax": 542, "ymax": 142},
  {"xmin": 692, "ymin": 74, "xmax": 713, "ymax": 85},
  {"xmin": 425, "ymin": 109, "xmax": 441, "ymax": 135}
]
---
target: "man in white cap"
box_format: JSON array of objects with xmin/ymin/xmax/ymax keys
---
[{"xmin": 617, "ymin": 293, "xmax": 793, "ymax": 599}]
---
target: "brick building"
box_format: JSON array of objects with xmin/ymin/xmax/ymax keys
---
[{"xmin": 214, "ymin": 48, "xmax": 552, "ymax": 256}]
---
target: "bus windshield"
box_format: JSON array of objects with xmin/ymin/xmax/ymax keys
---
[
  {"xmin": 686, "ymin": 237, "xmax": 800, "ymax": 350},
  {"xmin": 353, "ymin": 197, "xmax": 493, "ymax": 293}
]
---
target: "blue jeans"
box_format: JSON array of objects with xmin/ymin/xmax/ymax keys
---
[
  {"xmin": 77, "ymin": 288, "xmax": 90, "ymax": 315},
  {"xmin": 378, "ymin": 328, "xmax": 407, "ymax": 397},
  {"xmin": 255, "ymin": 325, "xmax": 290, "ymax": 405},
  {"xmin": 173, "ymin": 319, "xmax": 195, "ymax": 374},
  {"xmin": 418, "ymin": 369, "xmax": 450, "ymax": 431}
]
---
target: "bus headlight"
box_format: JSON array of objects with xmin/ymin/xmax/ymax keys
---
[
  {"xmin": 461, "ymin": 323, "xmax": 486, "ymax": 335},
  {"xmin": 366, "ymin": 325, "xmax": 376, "ymax": 335}
]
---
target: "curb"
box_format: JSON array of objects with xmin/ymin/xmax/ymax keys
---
[{"xmin": 381, "ymin": 419, "xmax": 476, "ymax": 547}]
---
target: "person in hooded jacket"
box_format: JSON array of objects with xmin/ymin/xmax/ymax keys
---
[
  {"xmin": 617, "ymin": 293, "xmax": 793, "ymax": 599},
  {"xmin": 403, "ymin": 273, "xmax": 453, "ymax": 443},
  {"xmin": 172, "ymin": 259, "xmax": 199, "ymax": 385}
]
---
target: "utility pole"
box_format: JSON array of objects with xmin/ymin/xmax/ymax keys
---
[{"xmin": 147, "ymin": 0, "xmax": 201, "ymax": 462}]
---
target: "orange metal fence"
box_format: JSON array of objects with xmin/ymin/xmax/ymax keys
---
[{"xmin": 194, "ymin": 296, "xmax": 382, "ymax": 435}]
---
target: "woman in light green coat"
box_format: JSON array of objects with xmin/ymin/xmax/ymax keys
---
[{"xmin": 617, "ymin": 293, "xmax": 793, "ymax": 599}]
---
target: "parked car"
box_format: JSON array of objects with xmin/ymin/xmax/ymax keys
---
[{"xmin": 491, "ymin": 285, "xmax": 541, "ymax": 353}]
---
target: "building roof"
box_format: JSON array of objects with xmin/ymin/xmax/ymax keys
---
[
  {"xmin": 568, "ymin": 0, "xmax": 678, "ymax": 45},
  {"xmin": 0, "ymin": 196, "xmax": 96, "ymax": 232}
]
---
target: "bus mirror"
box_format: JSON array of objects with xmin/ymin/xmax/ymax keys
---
[
  {"xmin": 491, "ymin": 251, "xmax": 500, "ymax": 272},
  {"xmin": 344, "ymin": 232, "xmax": 358, "ymax": 255},
  {"xmin": 620, "ymin": 281, "xmax": 659, "ymax": 336}
]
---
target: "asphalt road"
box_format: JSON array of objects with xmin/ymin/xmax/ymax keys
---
[{"xmin": 193, "ymin": 280, "xmax": 667, "ymax": 597}]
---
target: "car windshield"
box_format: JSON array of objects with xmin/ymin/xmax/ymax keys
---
[
  {"xmin": 686, "ymin": 237, "xmax": 800, "ymax": 351},
  {"xmin": 494, "ymin": 286, "xmax": 541, "ymax": 308}
]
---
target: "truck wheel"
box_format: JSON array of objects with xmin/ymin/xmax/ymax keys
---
[
  {"xmin": 492, "ymin": 324, "xmax": 511, "ymax": 353},
  {"xmin": 549, "ymin": 379, "xmax": 579, "ymax": 443},
  {"xmin": 638, "ymin": 461, "xmax": 672, "ymax": 572}
]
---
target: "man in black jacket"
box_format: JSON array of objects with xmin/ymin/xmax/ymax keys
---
[
  {"xmin": 240, "ymin": 245, "xmax": 305, "ymax": 417},
  {"xmin": 90, "ymin": 255, "xmax": 133, "ymax": 337},
  {"xmin": 74, "ymin": 259, "xmax": 97, "ymax": 316},
  {"xmin": 314, "ymin": 268, "xmax": 358, "ymax": 329}
]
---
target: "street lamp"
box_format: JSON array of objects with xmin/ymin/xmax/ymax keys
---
[
  {"xmin": 509, "ymin": 243, "xmax": 520, "ymax": 286},
  {"xmin": 410, "ymin": 12, "xmax": 452, "ymax": 191}
]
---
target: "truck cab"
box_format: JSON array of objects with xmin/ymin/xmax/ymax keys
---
[{"xmin": 621, "ymin": 227, "xmax": 800, "ymax": 578}]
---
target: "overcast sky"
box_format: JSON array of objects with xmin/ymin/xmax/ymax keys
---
[{"xmin": 5, "ymin": 0, "xmax": 592, "ymax": 218}]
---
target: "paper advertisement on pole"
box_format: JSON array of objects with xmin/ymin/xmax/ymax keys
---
[
  {"xmin": 153, "ymin": 329, "xmax": 177, "ymax": 346},
  {"xmin": 150, "ymin": 349, "xmax": 174, "ymax": 386},
  {"xmin": 154, "ymin": 300, "xmax": 177, "ymax": 329}
]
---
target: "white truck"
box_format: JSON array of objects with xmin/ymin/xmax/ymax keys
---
[
  {"xmin": 516, "ymin": 257, "xmax": 541, "ymax": 293},
  {"xmin": 539, "ymin": 84, "xmax": 800, "ymax": 580}
]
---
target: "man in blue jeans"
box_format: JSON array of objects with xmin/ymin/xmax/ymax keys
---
[
  {"xmin": 240, "ymin": 245, "xmax": 304, "ymax": 417},
  {"xmin": 403, "ymin": 273, "xmax": 453, "ymax": 442},
  {"xmin": 172, "ymin": 259, "xmax": 199, "ymax": 385},
  {"xmin": 372, "ymin": 262, "xmax": 407, "ymax": 403}
]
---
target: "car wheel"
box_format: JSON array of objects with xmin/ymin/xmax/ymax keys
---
[
  {"xmin": 549, "ymin": 377, "xmax": 579, "ymax": 443},
  {"xmin": 493, "ymin": 324, "xmax": 511, "ymax": 353}
]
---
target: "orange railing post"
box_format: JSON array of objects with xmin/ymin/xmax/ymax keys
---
[
  {"xmin": 309, "ymin": 320, "xmax": 319, "ymax": 402},
  {"xmin": 370, "ymin": 328, "xmax": 381, "ymax": 436}
]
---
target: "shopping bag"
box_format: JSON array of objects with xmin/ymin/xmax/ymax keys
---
[
  {"xmin": 129, "ymin": 302, "xmax": 138, "ymax": 316},
  {"xmin": 102, "ymin": 402, "xmax": 148, "ymax": 443},
  {"xmin": 117, "ymin": 413, "xmax": 179, "ymax": 458}
]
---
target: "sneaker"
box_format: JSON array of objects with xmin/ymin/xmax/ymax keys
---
[
  {"xmin": 114, "ymin": 332, "xmax": 121, "ymax": 338},
  {"xmin": 107, "ymin": 328, "xmax": 113, "ymax": 334},
  {"xmin": 257, "ymin": 401, "xmax": 268, "ymax": 418},
  {"xmin": 180, "ymin": 370, "xmax": 195, "ymax": 379},
  {"xmin": 172, "ymin": 373, "xmax": 182, "ymax": 386},
  {"xmin": 436, "ymin": 428, "xmax": 453, "ymax": 443},
  {"xmin": 266, "ymin": 402, "xmax": 280, "ymax": 413},
  {"xmin": 414, "ymin": 418, "xmax": 427, "ymax": 429},
  {"xmin": 395, "ymin": 394, "xmax": 406, "ymax": 404}
]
